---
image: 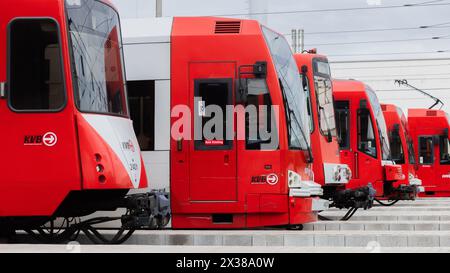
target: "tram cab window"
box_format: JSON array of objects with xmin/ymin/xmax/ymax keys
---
[
  {"xmin": 314, "ymin": 76, "xmax": 336, "ymax": 138},
  {"xmin": 300, "ymin": 74, "xmax": 314, "ymax": 133},
  {"xmin": 390, "ymin": 126, "xmax": 405, "ymax": 164},
  {"xmin": 245, "ymin": 78, "xmax": 278, "ymax": 150},
  {"xmin": 439, "ymin": 136, "xmax": 450, "ymax": 165},
  {"xmin": 9, "ymin": 19, "xmax": 65, "ymax": 111},
  {"xmin": 357, "ymin": 108, "xmax": 377, "ymax": 158},
  {"xmin": 419, "ymin": 136, "xmax": 434, "ymax": 164},
  {"xmin": 335, "ymin": 101, "xmax": 350, "ymax": 149}
]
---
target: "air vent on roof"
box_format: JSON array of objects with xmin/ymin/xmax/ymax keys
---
[
  {"xmin": 427, "ymin": 110, "xmax": 437, "ymax": 116},
  {"xmin": 215, "ymin": 21, "xmax": 241, "ymax": 34}
]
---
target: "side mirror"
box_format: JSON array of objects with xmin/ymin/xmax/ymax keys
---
[
  {"xmin": 0, "ymin": 82, "xmax": 6, "ymax": 99},
  {"xmin": 357, "ymin": 107, "xmax": 370, "ymax": 138},
  {"xmin": 253, "ymin": 62, "xmax": 267, "ymax": 78},
  {"xmin": 301, "ymin": 65, "xmax": 308, "ymax": 90},
  {"xmin": 237, "ymin": 61, "xmax": 268, "ymax": 104}
]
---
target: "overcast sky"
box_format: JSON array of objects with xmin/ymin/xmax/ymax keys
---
[{"xmin": 112, "ymin": 0, "xmax": 450, "ymax": 62}]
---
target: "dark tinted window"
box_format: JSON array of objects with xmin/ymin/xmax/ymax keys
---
[
  {"xmin": 358, "ymin": 108, "xmax": 377, "ymax": 158},
  {"xmin": 194, "ymin": 79, "xmax": 232, "ymax": 150},
  {"xmin": 389, "ymin": 127, "xmax": 405, "ymax": 164},
  {"xmin": 419, "ymin": 136, "xmax": 434, "ymax": 164},
  {"xmin": 440, "ymin": 136, "xmax": 450, "ymax": 165},
  {"xmin": 9, "ymin": 19, "xmax": 65, "ymax": 110},
  {"xmin": 335, "ymin": 101, "xmax": 350, "ymax": 149},
  {"xmin": 407, "ymin": 139, "xmax": 416, "ymax": 164},
  {"xmin": 128, "ymin": 80, "xmax": 154, "ymax": 151}
]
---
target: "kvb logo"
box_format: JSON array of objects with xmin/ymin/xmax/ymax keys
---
[
  {"xmin": 251, "ymin": 173, "xmax": 279, "ymax": 186},
  {"xmin": 122, "ymin": 140, "xmax": 135, "ymax": 152},
  {"xmin": 24, "ymin": 132, "xmax": 58, "ymax": 147}
]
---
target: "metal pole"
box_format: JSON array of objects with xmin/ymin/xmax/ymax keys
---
[
  {"xmin": 299, "ymin": 29, "xmax": 304, "ymax": 53},
  {"xmin": 291, "ymin": 29, "xmax": 297, "ymax": 53},
  {"xmin": 156, "ymin": 0, "xmax": 162, "ymax": 17}
]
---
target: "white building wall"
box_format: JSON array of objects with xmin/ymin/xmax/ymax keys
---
[
  {"xmin": 331, "ymin": 58, "xmax": 450, "ymax": 115},
  {"xmin": 112, "ymin": 0, "xmax": 156, "ymax": 19}
]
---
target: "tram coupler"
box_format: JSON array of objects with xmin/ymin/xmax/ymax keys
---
[
  {"xmin": 331, "ymin": 183, "xmax": 376, "ymax": 210},
  {"xmin": 121, "ymin": 191, "xmax": 170, "ymax": 229},
  {"xmin": 385, "ymin": 184, "xmax": 421, "ymax": 201}
]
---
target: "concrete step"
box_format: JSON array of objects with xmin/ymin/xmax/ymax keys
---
[
  {"xmin": 304, "ymin": 221, "xmax": 450, "ymax": 231},
  {"xmin": 377, "ymin": 199, "xmax": 450, "ymax": 206},
  {"xmin": 329, "ymin": 206, "xmax": 450, "ymax": 212},
  {"xmin": 2, "ymin": 244, "xmax": 450, "ymax": 253},
  {"xmin": 319, "ymin": 210, "xmax": 450, "ymax": 221},
  {"xmin": 68, "ymin": 230, "xmax": 450, "ymax": 248}
]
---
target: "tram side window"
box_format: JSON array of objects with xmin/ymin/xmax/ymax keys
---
[
  {"xmin": 439, "ymin": 136, "xmax": 450, "ymax": 165},
  {"xmin": 418, "ymin": 136, "xmax": 434, "ymax": 164},
  {"xmin": 9, "ymin": 19, "xmax": 65, "ymax": 110},
  {"xmin": 128, "ymin": 80, "xmax": 155, "ymax": 151},
  {"xmin": 194, "ymin": 79, "xmax": 232, "ymax": 150},
  {"xmin": 245, "ymin": 78, "xmax": 278, "ymax": 150},
  {"xmin": 357, "ymin": 108, "xmax": 377, "ymax": 158},
  {"xmin": 335, "ymin": 101, "xmax": 350, "ymax": 149}
]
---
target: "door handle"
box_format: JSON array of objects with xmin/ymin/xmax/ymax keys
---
[
  {"xmin": 224, "ymin": 154, "xmax": 230, "ymax": 165},
  {"xmin": 177, "ymin": 138, "xmax": 183, "ymax": 151},
  {"xmin": 354, "ymin": 152, "xmax": 359, "ymax": 179},
  {"xmin": 0, "ymin": 82, "xmax": 6, "ymax": 98}
]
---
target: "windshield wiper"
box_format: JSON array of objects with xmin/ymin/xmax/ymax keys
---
[
  {"xmin": 319, "ymin": 105, "xmax": 333, "ymax": 142},
  {"xmin": 278, "ymin": 79, "xmax": 313, "ymax": 159},
  {"xmin": 377, "ymin": 120, "xmax": 392, "ymax": 160},
  {"xmin": 289, "ymin": 109, "xmax": 314, "ymax": 163},
  {"xmin": 278, "ymin": 81, "xmax": 313, "ymax": 162}
]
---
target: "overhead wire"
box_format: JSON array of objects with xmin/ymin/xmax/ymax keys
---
[{"xmin": 210, "ymin": 1, "xmax": 450, "ymax": 17}]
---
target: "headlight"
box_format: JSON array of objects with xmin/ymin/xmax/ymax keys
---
[
  {"xmin": 288, "ymin": 170, "xmax": 302, "ymax": 188},
  {"xmin": 333, "ymin": 166, "xmax": 341, "ymax": 181},
  {"xmin": 345, "ymin": 167, "xmax": 352, "ymax": 180}
]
